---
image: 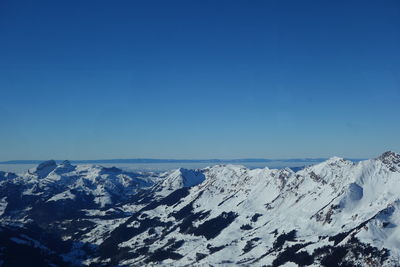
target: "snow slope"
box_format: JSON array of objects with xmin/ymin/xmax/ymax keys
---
[{"xmin": 97, "ymin": 152, "xmax": 400, "ymax": 266}]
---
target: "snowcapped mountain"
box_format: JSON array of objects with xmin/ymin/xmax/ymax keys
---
[{"xmin": 1, "ymin": 152, "xmax": 400, "ymax": 266}]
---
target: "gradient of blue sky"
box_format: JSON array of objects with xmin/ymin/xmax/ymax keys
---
[{"xmin": 0, "ymin": 0, "xmax": 399, "ymax": 160}]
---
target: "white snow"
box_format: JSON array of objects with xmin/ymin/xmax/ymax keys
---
[
  {"xmin": 47, "ymin": 190, "xmax": 76, "ymax": 202},
  {"xmin": 103, "ymin": 152, "xmax": 400, "ymax": 265},
  {"xmin": 0, "ymin": 197, "xmax": 7, "ymax": 216},
  {"xmin": 2, "ymin": 152, "xmax": 400, "ymax": 266}
]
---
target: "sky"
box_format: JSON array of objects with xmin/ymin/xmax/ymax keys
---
[{"xmin": 0, "ymin": 0, "xmax": 399, "ymax": 161}]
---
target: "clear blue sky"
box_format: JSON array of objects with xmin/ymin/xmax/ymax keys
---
[{"xmin": 0, "ymin": 0, "xmax": 399, "ymax": 160}]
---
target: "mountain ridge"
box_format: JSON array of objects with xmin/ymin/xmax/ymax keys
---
[
  {"xmin": 0, "ymin": 157, "xmax": 363, "ymax": 165},
  {"xmin": 0, "ymin": 151, "xmax": 399, "ymax": 266}
]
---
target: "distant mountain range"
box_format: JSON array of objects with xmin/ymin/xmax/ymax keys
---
[{"xmin": 0, "ymin": 157, "xmax": 364, "ymax": 164}]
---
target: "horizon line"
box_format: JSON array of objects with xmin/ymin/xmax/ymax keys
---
[{"xmin": 0, "ymin": 157, "xmax": 368, "ymax": 165}]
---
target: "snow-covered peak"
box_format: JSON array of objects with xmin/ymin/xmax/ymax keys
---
[
  {"xmin": 11, "ymin": 161, "xmax": 155, "ymax": 208},
  {"xmin": 156, "ymin": 168, "xmax": 205, "ymax": 196},
  {"xmin": 318, "ymin": 156, "xmax": 351, "ymax": 167},
  {"xmin": 54, "ymin": 160, "xmax": 76, "ymax": 174},
  {"xmin": 377, "ymin": 151, "xmax": 400, "ymax": 172},
  {"xmin": 60, "ymin": 160, "xmax": 73, "ymax": 168},
  {"xmin": 298, "ymin": 156, "xmax": 353, "ymax": 186},
  {"xmin": 99, "ymin": 166, "xmax": 124, "ymax": 175},
  {"xmin": 201, "ymin": 164, "xmax": 253, "ymax": 189},
  {"xmin": 37, "ymin": 160, "xmax": 57, "ymax": 170},
  {"xmin": 326, "ymin": 155, "xmax": 344, "ymax": 162},
  {"xmin": 33, "ymin": 160, "xmax": 58, "ymax": 178},
  {"xmin": 378, "ymin": 151, "xmax": 400, "ymax": 161},
  {"xmin": 177, "ymin": 168, "xmax": 206, "ymax": 187}
]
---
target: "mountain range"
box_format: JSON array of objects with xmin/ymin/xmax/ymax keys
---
[
  {"xmin": 0, "ymin": 152, "xmax": 399, "ymax": 266},
  {"xmin": 0, "ymin": 158, "xmax": 353, "ymax": 165}
]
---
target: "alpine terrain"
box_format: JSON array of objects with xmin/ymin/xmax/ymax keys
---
[{"xmin": 1, "ymin": 152, "xmax": 400, "ymax": 266}]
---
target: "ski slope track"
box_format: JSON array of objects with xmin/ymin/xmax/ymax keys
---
[{"xmin": 1, "ymin": 152, "xmax": 400, "ymax": 266}]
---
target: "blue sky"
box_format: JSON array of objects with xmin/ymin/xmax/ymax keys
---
[{"xmin": 0, "ymin": 0, "xmax": 399, "ymax": 160}]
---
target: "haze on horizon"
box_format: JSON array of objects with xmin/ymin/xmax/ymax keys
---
[{"xmin": 0, "ymin": 0, "xmax": 399, "ymax": 161}]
